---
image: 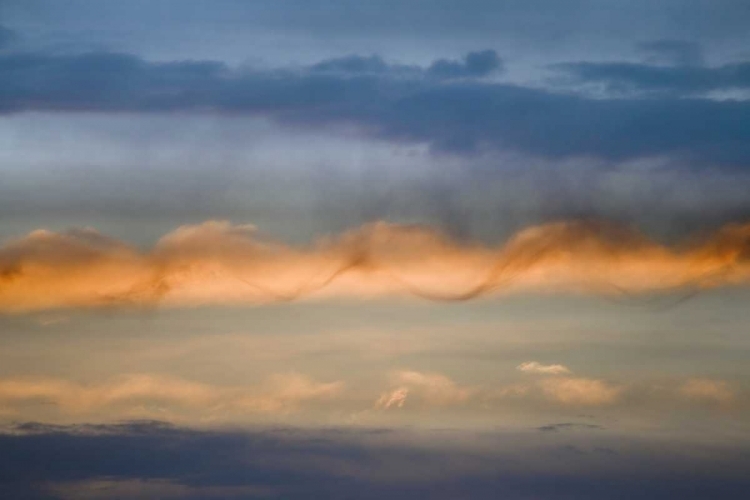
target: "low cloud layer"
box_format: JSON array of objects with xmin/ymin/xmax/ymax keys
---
[
  {"xmin": 1, "ymin": 366, "xmax": 740, "ymax": 424},
  {"xmin": 1, "ymin": 421, "xmax": 749, "ymax": 500},
  {"xmin": 1, "ymin": 219, "xmax": 749, "ymax": 313}
]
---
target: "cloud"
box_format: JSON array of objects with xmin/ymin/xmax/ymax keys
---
[
  {"xmin": 375, "ymin": 387, "xmax": 409, "ymax": 410},
  {"xmin": 374, "ymin": 370, "xmax": 472, "ymax": 410},
  {"xmin": 1, "ymin": 218, "xmax": 749, "ymax": 312},
  {"xmin": 517, "ymin": 361, "xmax": 572, "ymax": 375},
  {"xmin": 257, "ymin": 373, "xmax": 345, "ymax": 412},
  {"xmin": 1, "ymin": 48, "xmax": 750, "ymax": 164},
  {"xmin": 0, "ymin": 373, "xmax": 344, "ymax": 420},
  {"xmin": 391, "ymin": 370, "xmax": 473, "ymax": 406},
  {"xmin": 539, "ymin": 377, "xmax": 622, "ymax": 406},
  {"xmin": 427, "ymin": 50, "xmax": 503, "ymax": 79},
  {"xmin": 679, "ymin": 378, "xmax": 734, "ymax": 404},
  {"xmin": 2, "ymin": 421, "xmax": 750, "ymax": 500},
  {"xmin": 554, "ymin": 60, "xmax": 750, "ymax": 96},
  {"xmin": 44, "ymin": 478, "xmax": 271, "ymax": 500},
  {"xmin": 536, "ymin": 422, "xmax": 604, "ymax": 432},
  {"xmin": 637, "ymin": 40, "xmax": 704, "ymax": 66},
  {"xmin": 310, "ymin": 54, "xmax": 404, "ymax": 75}
]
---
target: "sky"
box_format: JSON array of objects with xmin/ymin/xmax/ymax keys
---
[{"xmin": 1, "ymin": 1, "xmax": 750, "ymax": 498}]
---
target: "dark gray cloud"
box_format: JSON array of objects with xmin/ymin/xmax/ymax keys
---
[
  {"xmin": 2, "ymin": 48, "xmax": 750, "ymax": 166},
  {"xmin": 311, "ymin": 55, "xmax": 393, "ymax": 75},
  {"xmin": 556, "ymin": 60, "xmax": 750, "ymax": 96},
  {"xmin": 427, "ymin": 50, "xmax": 503, "ymax": 79},
  {"xmin": 1, "ymin": 421, "xmax": 750, "ymax": 499}
]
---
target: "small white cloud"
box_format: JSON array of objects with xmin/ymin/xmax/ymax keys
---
[{"xmin": 517, "ymin": 361, "xmax": 571, "ymax": 375}]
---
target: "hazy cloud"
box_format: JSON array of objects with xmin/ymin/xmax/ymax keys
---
[
  {"xmin": 679, "ymin": 378, "xmax": 734, "ymax": 404},
  {"xmin": 539, "ymin": 377, "xmax": 622, "ymax": 406},
  {"xmin": 637, "ymin": 40, "xmax": 704, "ymax": 66},
  {"xmin": 391, "ymin": 370, "xmax": 473, "ymax": 406},
  {"xmin": 517, "ymin": 361, "xmax": 572, "ymax": 375},
  {"xmin": 0, "ymin": 373, "xmax": 344, "ymax": 420}
]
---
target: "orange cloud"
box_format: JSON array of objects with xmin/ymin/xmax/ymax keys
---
[
  {"xmin": 679, "ymin": 378, "xmax": 734, "ymax": 404},
  {"xmin": 1, "ymin": 219, "xmax": 749, "ymax": 312},
  {"xmin": 374, "ymin": 370, "xmax": 474, "ymax": 411},
  {"xmin": 375, "ymin": 387, "xmax": 409, "ymax": 410},
  {"xmin": 517, "ymin": 361, "xmax": 572, "ymax": 375},
  {"xmin": 0, "ymin": 373, "xmax": 344, "ymax": 419},
  {"xmin": 538, "ymin": 377, "xmax": 622, "ymax": 406}
]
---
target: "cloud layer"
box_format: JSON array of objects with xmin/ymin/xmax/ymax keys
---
[
  {"xmin": 2, "ymin": 421, "xmax": 750, "ymax": 500},
  {"xmin": 1, "ymin": 219, "xmax": 749, "ymax": 312},
  {"xmin": 2, "ymin": 46, "xmax": 750, "ymax": 165},
  {"xmin": 0, "ymin": 373, "xmax": 344, "ymax": 422}
]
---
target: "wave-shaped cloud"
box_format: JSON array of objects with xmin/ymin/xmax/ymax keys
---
[{"xmin": 1, "ymin": 219, "xmax": 749, "ymax": 312}]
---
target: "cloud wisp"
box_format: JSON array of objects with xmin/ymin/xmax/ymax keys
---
[{"xmin": 1, "ymin": 219, "xmax": 749, "ymax": 312}]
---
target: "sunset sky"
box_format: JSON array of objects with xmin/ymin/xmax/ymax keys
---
[{"xmin": 1, "ymin": 1, "xmax": 750, "ymax": 498}]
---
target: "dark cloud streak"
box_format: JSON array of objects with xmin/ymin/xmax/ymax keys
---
[{"xmin": 556, "ymin": 60, "xmax": 750, "ymax": 96}]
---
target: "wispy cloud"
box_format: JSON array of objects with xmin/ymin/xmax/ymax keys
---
[{"xmin": 375, "ymin": 387, "xmax": 409, "ymax": 410}]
